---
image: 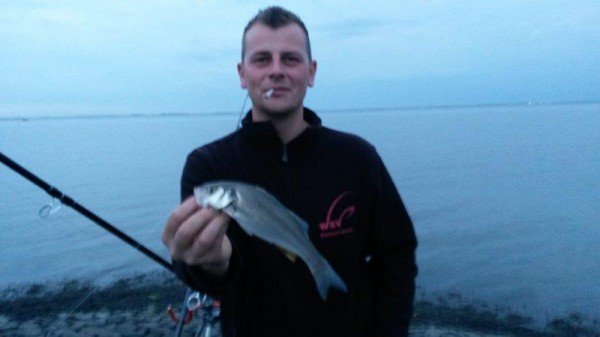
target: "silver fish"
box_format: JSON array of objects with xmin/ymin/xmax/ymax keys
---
[{"xmin": 194, "ymin": 180, "xmax": 347, "ymax": 300}]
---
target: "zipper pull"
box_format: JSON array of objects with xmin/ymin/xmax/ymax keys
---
[{"xmin": 282, "ymin": 145, "xmax": 288, "ymax": 162}]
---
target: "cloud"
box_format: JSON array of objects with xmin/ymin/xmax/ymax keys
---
[
  {"xmin": 1, "ymin": 1, "xmax": 598, "ymax": 117},
  {"xmin": 315, "ymin": 18, "xmax": 392, "ymax": 38}
]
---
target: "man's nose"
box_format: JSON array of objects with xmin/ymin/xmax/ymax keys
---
[{"xmin": 269, "ymin": 59, "xmax": 284, "ymax": 79}]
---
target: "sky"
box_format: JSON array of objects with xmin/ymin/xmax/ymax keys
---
[{"xmin": 1, "ymin": 1, "xmax": 599, "ymax": 117}]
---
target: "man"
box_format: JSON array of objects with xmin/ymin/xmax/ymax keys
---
[{"xmin": 162, "ymin": 6, "xmax": 417, "ymax": 337}]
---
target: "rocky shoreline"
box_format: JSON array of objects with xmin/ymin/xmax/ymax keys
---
[
  {"xmin": 1, "ymin": 307, "xmax": 186, "ymax": 337},
  {"xmin": 0, "ymin": 312, "xmax": 511, "ymax": 337},
  {"xmin": 1, "ymin": 273, "xmax": 598, "ymax": 337}
]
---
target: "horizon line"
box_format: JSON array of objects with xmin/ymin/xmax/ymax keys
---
[{"xmin": 1, "ymin": 100, "xmax": 598, "ymax": 122}]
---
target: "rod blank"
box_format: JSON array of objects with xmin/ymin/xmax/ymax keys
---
[{"xmin": 0, "ymin": 151, "xmax": 174, "ymax": 273}]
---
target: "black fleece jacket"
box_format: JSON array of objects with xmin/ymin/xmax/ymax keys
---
[{"xmin": 174, "ymin": 108, "xmax": 417, "ymax": 337}]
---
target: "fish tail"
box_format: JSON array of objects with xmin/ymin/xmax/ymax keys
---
[{"xmin": 309, "ymin": 257, "xmax": 348, "ymax": 300}]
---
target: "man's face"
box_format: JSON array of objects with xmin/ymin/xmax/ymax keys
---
[{"xmin": 238, "ymin": 23, "xmax": 316, "ymax": 121}]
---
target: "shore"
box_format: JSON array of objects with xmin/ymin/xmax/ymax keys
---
[{"xmin": 1, "ymin": 273, "xmax": 598, "ymax": 337}]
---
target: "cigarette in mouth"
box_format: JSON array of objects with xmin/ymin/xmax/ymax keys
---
[{"xmin": 265, "ymin": 88, "xmax": 274, "ymax": 98}]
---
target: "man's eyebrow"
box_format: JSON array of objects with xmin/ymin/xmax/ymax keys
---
[
  {"xmin": 249, "ymin": 50, "xmax": 271, "ymax": 57},
  {"xmin": 282, "ymin": 51, "xmax": 304, "ymax": 57}
]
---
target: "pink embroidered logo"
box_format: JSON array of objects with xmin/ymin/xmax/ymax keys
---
[{"xmin": 319, "ymin": 191, "xmax": 356, "ymax": 239}]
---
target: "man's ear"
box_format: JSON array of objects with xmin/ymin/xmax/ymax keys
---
[
  {"xmin": 308, "ymin": 60, "xmax": 317, "ymax": 87},
  {"xmin": 237, "ymin": 63, "xmax": 247, "ymax": 88}
]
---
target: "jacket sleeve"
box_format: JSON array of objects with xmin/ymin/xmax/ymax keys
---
[
  {"xmin": 173, "ymin": 148, "xmax": 242, "ymax": 297},
  {"xmin": 367, "ymin": 148, "xmax": 418, "ymax": 337}
]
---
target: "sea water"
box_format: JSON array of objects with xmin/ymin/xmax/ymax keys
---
[{"xmin": 1, "ymin": 103, "xmax": 599, "ymax": 322}]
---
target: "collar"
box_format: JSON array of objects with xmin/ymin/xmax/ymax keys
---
[{"xmin": 239, "ymin": 107, "xmax": 322, "ymax": 151}]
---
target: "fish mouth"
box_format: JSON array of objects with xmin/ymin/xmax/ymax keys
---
[{"xmin": 198, "ymin": 186, "xmax": 236, "ymax": 209}]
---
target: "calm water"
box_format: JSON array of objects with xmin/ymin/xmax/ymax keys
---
[{"xmin": 1, "ymin": 103, "xmax": 599, "ymax": 322}]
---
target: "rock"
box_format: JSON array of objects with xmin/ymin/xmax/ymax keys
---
[
  {"xmin": 0, "ymin": 315, "xmax": 18, "ymax": 330},
  {"xmin": 409, "ymin": 325, "xmax": 513, "ymax": 337},
  {"xmin": 18, "ymin": 320, "xmax": 43, "ymax": 336}
]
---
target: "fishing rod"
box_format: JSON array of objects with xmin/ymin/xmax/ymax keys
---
[
  {"xmin": 1, "ymin": 151, "xmax": 219, "ymax": 336},
  {"xmin": 0, "ymin": 151, "xmax": 174, "ymax": 273}
]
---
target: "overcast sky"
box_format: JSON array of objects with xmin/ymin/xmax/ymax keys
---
[{"xmin": 1, "ymin": 1, "xmax": 599, "ymax": 117}]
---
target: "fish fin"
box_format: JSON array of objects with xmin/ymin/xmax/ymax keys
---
[
  {"xmin": 276, "ymin": 246, "xmax": 298, "ymax": 262},
  {"xmin": 309, "ymin": 258, "xmax": 348, "ymax": 300}
]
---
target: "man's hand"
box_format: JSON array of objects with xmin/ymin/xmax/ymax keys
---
[{"xmin": 162, "ymin": 196, "xmax": 232, "ymax": 277}]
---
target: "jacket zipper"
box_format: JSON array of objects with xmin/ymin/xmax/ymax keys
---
[
  {"xmin": 280, "ymin": 144, "xmax": 291, "ymax": 210},
  {"xmin": 281, "ymin": 144, "xmax": 288, "ymax": 162}
]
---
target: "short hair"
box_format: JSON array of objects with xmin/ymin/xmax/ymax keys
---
[{"xmin": 241, "ymin": 6, "xmax": 312, "ymax": 61}]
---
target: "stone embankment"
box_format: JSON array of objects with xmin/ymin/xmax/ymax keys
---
[
  {"xmin": 1, "ymin": 273, "xmax": 598, "ymax": 337},
  {"xmin": 0, "ymin": 306, "xmax": 220, "ymax": 337}
]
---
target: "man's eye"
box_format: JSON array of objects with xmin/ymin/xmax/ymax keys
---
[
  {"xmin": 253, "ymin": 57, "xmax": 269, "ymax": 64},
  {"xmin": 283, "ymin": 56, "xmax": 301, "ymax": 64}
]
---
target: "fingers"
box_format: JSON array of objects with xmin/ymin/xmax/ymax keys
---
[
  {"xmin": 178, "ymin": 210, "xmax": 231, "ymax": 265},
  {"xmin": 162, "ymin": 196, "xmax": 199, "ymax": 247},
  {"xmin": 171, "ymin": 207, "xmax": 218, "ymax": 255},
  {"xmin": 194, "ymin": 212, "xmax": 230, "ymax": 251},
  {"xmin": 163, "ymin": 196, "xmax": 232, "ymax": 267}
]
